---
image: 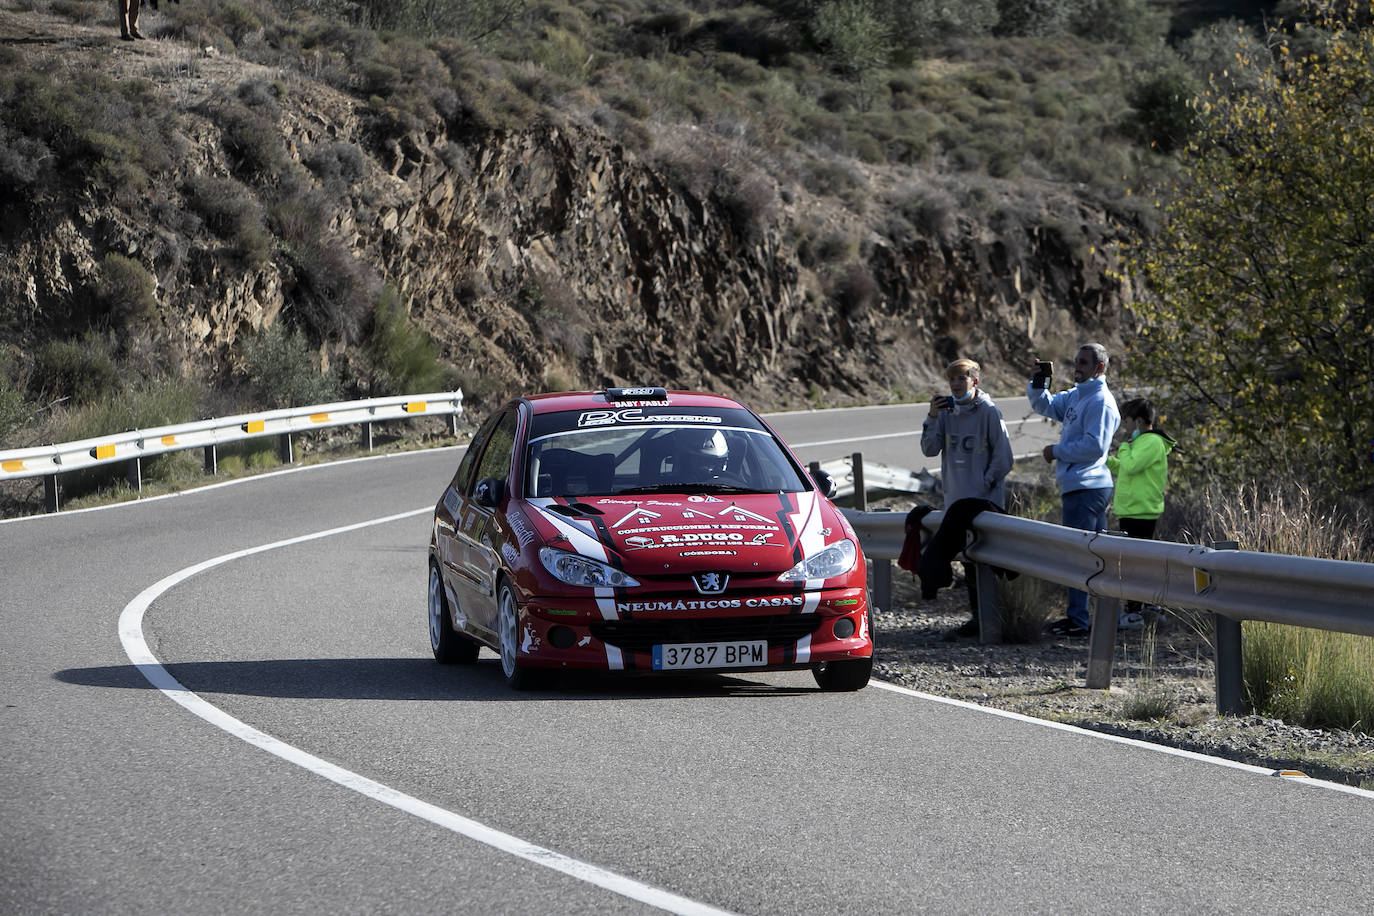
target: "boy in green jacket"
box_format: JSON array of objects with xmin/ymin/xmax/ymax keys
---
[{"xmin": 1107, "ymin": 398, "xmax": 1177, "ymax": 625}]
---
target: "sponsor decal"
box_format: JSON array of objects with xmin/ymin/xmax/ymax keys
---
[
  {"xmin": 680, "ymin": 550, "xmax": 738, "ymax": 557},
  {"xmin": 625, "ymin": 536, "xmax": 655, "ymax": 549},
  {"xmin": 612, "ymin": 506, "xmax": 662, "ymax": 528},
  {"xmin": 748, "ymin": 533, "xmax": 773, "ymax": 545},
  {"xmin": 578, "ymin": 408, "xmax": 722, "ymax": 428},
  {"xmin": 682, "ymin": 508, "xmax": 715, "ymax": 519},
  {"xmin": 597, "ymin": 499, "xmax": 682, "ymax": 508},
  {"xmin": 508, "ymin": 512, "xmax": 536, "ymax": 549},
  {"xmin": 687, "ymin": 495, "xmax": 723, "ymax": 503},
  {"xmin": 718, "ymin": 505, "xmax": 775, "ymax": 523},
  {"xmin": 619, "ymin": 522, "xmax": 779, "ymax": 535},
  {"xmin": 819, "ymin": 527, "xmax": 832, "ymax": 536},
  {"xmin": 660, "ymin": 532, "xmax": 743, "ymax": 544},
  {"xmin": 501, "ymin": 543, "xmax": 519, "ymax": 565},
  {"xmin": 615, "ymin": 595, "xmax": 807, "ymax": 613}
]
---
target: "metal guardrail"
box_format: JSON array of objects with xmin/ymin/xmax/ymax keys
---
[
  {"xmin": 844, "ymin": 505, "xmax": 1374, "ymax": 711},
  {"xmin": 0, "ymin": 391, "xmax": 464, "ymax": 512}
]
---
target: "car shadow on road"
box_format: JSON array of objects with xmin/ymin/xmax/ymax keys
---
[{"xmin": 54, "ymin": 657, "xmax": 818, "ymax": 701}]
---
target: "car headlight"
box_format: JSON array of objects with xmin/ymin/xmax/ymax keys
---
[
  {"xmin": 777, "ymin": 538, "xmax": 857, "ymax": 582},
  {"xmin": 539, "ymin": 547, "xmax": 641, "ymax": 588}
]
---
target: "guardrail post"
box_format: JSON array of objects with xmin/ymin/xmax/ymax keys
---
[
  {"xmin": 126, "ymin": 457, "xmax": 142, "ymax": 494},
  {"xmin": 1210, "ymin": 540, "xmax": 1248, "ymax": 716},
  {"xmin": 361, "ymin": 421, "xmax": 373, "ymax": 452},
  {"xmin": 278, "ymin": 432, "xmax": 293, "ymax": 464},
  {"xmin": 851, "ymin": 452, "xmax": 866, "ymax": 510},
  {"xmin": 868, "ymin": 507, "xmax": 893, "ymax": 619},
  {"xmin": 448, "ymin": 413, "xmax": 459, "ymax": 437},
  {"xmin": 203, "ymin": 444, "xmax": 218, "ymax": 475},
  {"xmin": 43, "ymin": 474, "xmax": 60, "ymax": 513},
  {"xmin": 1085, "ymin": 596, "xmax": 1121, "ymax": 689},
  {"xmin": 973, "ymin": 563, "xmax": 1002, "ymax": 644}
]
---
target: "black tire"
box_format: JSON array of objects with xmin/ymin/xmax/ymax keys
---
[
  {"xmin": 497, "ymin": 581, "xmax": 541, "ymax": 690},
  {"xmin": 812, "ymin": 657, "xmax": 873, "ymax": 692},
  {"xmin": 429, "ymin": 564, "xmax": 478, "ymax": 664}
]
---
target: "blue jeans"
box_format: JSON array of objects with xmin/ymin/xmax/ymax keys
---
[{"xmin": 1061, "ymin": 487, "xmax": 1112, "ymax": 628}]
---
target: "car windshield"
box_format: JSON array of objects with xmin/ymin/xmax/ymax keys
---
[{"xmin": 525, "ymin": 424, "xmax": 810, "ymax": 498}]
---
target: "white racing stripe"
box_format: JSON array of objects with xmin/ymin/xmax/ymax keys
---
[{"xmin": 118, "ymin": 507, "xmax": 738, "ymax": 916}]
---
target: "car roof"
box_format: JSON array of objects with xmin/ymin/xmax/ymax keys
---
[{"xmin": 522, "ymin": 389, "xmax": 750, "ymax": 415}]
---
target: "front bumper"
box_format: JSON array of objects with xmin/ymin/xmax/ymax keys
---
[{"xmin": 512, "ymin": 588, "xmax": 871, "ymax": 672}]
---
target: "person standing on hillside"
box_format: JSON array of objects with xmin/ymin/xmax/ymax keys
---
[
  {"xmin": 1027, "ymin": 343, "xmax": 1120, "ymax": 638},
  {"xmin": 118, "ymin": 0, "xmax": 145, "ymax": 40},
  {"xmin": 920, "ymin": 357, "xmax": 1014, "ymax": 636},
  {"xmin": 1107, "ymin": 397, "xmax": 1177, "ymax": 626}
]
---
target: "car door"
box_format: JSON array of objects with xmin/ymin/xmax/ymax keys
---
[
  {"xmin": 436, "ymin": 411, "xmax": 499, "ymax": 627},
  {"xmin": 457, "ymin": 406, "xmax": 520, "ymax": 638}
]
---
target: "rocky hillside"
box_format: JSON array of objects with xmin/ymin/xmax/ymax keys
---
[{"xmin": 0, "ymin": 5, "xmax": 1133, "ymax": 420}]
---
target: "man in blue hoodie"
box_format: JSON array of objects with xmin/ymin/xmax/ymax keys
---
[{"xmin": 1027, "ymin": 343, "xmax": 1120, "ymax": 637}]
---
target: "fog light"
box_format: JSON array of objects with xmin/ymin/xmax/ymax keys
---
[
  {"xmin": 548, "ymin": 625, "xmax": 577, "ymax": 649},
  {"xmin": 833, "ymin": 616, "xmax": 856, "ymax": 639}
]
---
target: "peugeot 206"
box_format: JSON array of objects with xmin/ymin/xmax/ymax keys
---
[{"xmin": 427, "ymin": 387, "xmax": 873, "ymax": 690}]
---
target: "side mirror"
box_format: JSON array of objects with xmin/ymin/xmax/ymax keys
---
[
  {"xmin": 810, "ymin": 466, "xmax": 835, "ymax": 498},
  {"xmin": 474, "ymin": 477, "xmax": 505, "ymax": 508}
]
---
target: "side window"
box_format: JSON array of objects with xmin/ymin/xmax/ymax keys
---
[
  {"xmin": 453, "ymin": 412, "xmax": 501, "ymax": 495},
  {"xmin": 472, "ymin": 410, "xmax": 518, "ymax": 491}
]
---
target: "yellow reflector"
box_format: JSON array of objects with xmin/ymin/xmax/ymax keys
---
[
  {"xmin": 242, "ymin": 420, "xmax": 265, "ymax": 434},
  {"xmin": 1193, "ymin": 568, "xmax": 1211, "ymax": 593},
  {"xmin": 92, "ymin": 444, "xmax": 116, "ymax": 460},
  {"xmin": 2, "ymin": 459, "xmax": 24, "ymax": 472},
  {"xmin": 161, "ymin": 435, "xmax": 178, "ymax": 446},
  {"xmin": 309, "ymin": 413, "xmax": 330, "ymax": 423},
  {"xmin": 404, "ymin": 401, "xmax": 427, "ymax": 413}
]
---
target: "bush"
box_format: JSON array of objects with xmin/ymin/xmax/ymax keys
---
[
  {"xmin": 185, "ymin": 174, "xmax": 274, "ymax": 268},
  {"xmin": 364, "ymin": 288, "xmax": 444, "ymax": 396},
  {"xmin": 269, "ymin": 189, "xmax": 376, "ymax": 343},
  {"xmin": 1125, "ymin": 66, "xmax": 1199, "ymax": 153},
  {"xmin": 33, "ymin": 335, "xmax": 121, "ymax": 405},
  {"xmin": 94, "ymin": 254, "xmax": 159, "ymax": 331},
  {"xmin": 237, "ymin": 322, "xmax": 339, "ymax": 409}
]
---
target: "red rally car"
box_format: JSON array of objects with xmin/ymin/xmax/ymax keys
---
[{"xmin": 427, "ymin": 387, "xmax": 873, "ymax": 690}]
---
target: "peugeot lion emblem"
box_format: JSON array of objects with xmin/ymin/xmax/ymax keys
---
[{"xmin": 692, "ymin": 572, "xmax": 729, "ymax": 594}]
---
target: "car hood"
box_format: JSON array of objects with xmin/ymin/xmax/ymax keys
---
[{"xmin": 524, "ymin": 491, "xmax": 841, "ymax": 575}]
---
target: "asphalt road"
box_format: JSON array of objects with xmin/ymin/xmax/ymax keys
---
[{"xmin": 3, "ymin": 405, "xmax": 1370, "ymax": 914}]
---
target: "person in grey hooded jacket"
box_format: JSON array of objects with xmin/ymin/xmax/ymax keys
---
[
  {"xmin": 921, "ymin": 358, "xmax": 1014, "ymax": 510},
  {"xmin": 920, "ymin": 358, "xmax": 1014, "ymax": 636}
]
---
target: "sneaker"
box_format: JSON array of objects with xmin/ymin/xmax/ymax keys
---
[
  {"xmin": 1047, "ymin": 617, "xmax": 1089, "ymax": 638},
  {"xmin": 1118, "ymin": 610, "xmax": 1145, "ymax": 630}
]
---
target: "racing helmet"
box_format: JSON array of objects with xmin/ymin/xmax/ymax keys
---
[{"xmin": 676, "ymin": 428, "xmax": 729, "ymax": 478}]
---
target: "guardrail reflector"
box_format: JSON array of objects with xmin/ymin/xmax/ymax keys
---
[
  {"xmin": 1193, "ymin": 568, "xmax": 1211, "ymax": 593},
  {"xmin": 91, "ymin": 444, "xmax": 116, "ymax": 460},
  {"xmin": 404, "ymin": 402, "xmax": 427, "ymax": 413},
  {"xmin": 161, "ymin": 435, "xmax": 178, "ymax": 446},
  {"xmin": 309, "ymin": 413, "xmax": 330, "ymax": 423},
  {"xmin": 2, "ymin": 459, "xmax": 24, "ymax": 472},
  {"xmin": 242, "ymin": 420, "xmax": 265, "ymax": 434}
]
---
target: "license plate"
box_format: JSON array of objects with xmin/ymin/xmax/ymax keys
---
[{"xmin": 652, "ymin": 641, "xmax": 767, "ymax": 671}]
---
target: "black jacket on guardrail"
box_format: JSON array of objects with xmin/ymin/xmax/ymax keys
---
[{"xmin": 899, "ymin": 497, "xmax": 1014, "ymax": 599}]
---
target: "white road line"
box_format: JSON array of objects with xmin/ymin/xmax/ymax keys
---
[
  {"xmin": 118, "ymin": 507, "xmax": 738, "ymax": 916},
  {"xmin": 870, "ymin": 680, "xmax": 1374, "ymax": 800}
]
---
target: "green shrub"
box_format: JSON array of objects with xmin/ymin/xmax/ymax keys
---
[
  {"xmin": 364, "ymin": 288, "xmax": 444, "ymax": 395},
  {"xmin": 94, "ymin": 254, "xmax": 159, "ymax": 330},
  {"xmin": 1125, "ymin": 66, "xmax": 1199, "ymax": 154},
  {"xmin": 811, "ymin": 1, "xmax": 893, "ymax": 78},
  {"xmin": 33, "ymin": 335, "xmax": 121, "ymax": 405},
  {"xmin": 237, "ymin": 322, "xmax": 339, "ymax": 409}
]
